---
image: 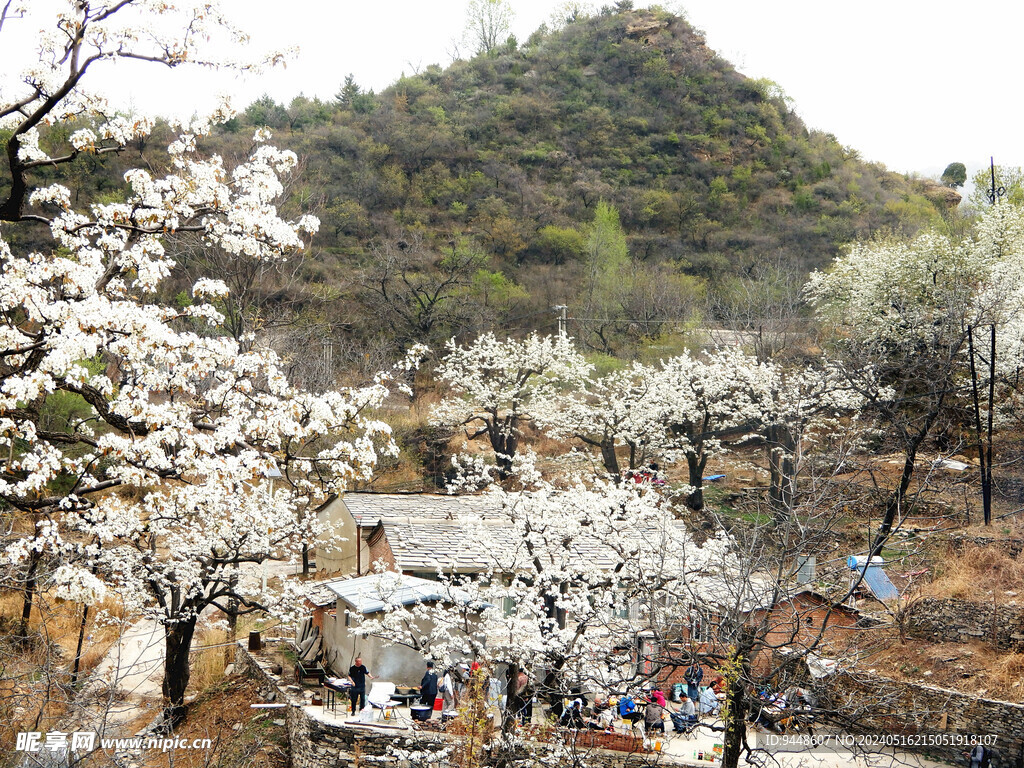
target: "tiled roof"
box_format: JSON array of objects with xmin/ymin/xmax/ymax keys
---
[
  {"xmin": 373, "ymin": 516, "xmax": 690, "ymax": 574},
  {"xmin": 341, "ymin": 492, "xmax": 505, "ymax": 527},
  {"xmin": 305, "ymin": 581, "xmax": 340, "ymax": 607}
]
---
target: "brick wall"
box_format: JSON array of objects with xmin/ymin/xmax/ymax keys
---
[{"xmin": 366, "ymin": 527, "xmax": 397, "ymax": 571}]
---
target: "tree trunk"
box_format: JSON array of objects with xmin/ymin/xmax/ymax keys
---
[
  {"xmin": 600, "ymin": 438, "xmax": 620, "ymax": 479},
  {"xmin": 870, "ymin": 435, "xmax": 924, "ymax": 557},
  {"xmin": 767, "ymin": 424, "xmax": 797, "ymax": 521},
  {"xmin": 721, "ymin": 635, "xmax": 754, "ymax": 768},
  {"xmin": 490, "ymin": 427, "xmax": 519, "ymax": 480},
  {"xmin": 502, "ymin": 662, "xmax": 521, "ymax": 736},
  {"xmin": 71, "ymin": 601, "xmax": 90, "ymax": 685},
  {"xmin": 225, "ymin": 592, "xmax": 239, "ymax": 667},
  {"xmin": 16, "ymin": 548, "xmax": 42, "ymax": 641},
  {"xmin": 686, "ymin": 451, "xmax": 707, "ymax": 511},
  {"xmin": 162, "ymin": 616, "xmax": 198, "ymax": 726},
  {"xmin": 722, "ymin": 676, "xmax": 747, "ymax": 768}
]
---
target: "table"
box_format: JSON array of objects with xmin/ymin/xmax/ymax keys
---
[
  {"xmin": 323, "ymin": 677, "xmax": 352, "ymax": 714},
  {"xmin": 390, "ymin": 692, "xmax": 421, "ymax": 708}
]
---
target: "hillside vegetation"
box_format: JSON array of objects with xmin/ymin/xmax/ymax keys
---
[{"xmin": 4, "ymin": 6, "xmax": 950, "ymax": 364}]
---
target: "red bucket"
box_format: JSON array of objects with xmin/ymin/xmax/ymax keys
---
[{"xmin": 434, "ymin": 696, "xmax": 443, "ymax": 711}]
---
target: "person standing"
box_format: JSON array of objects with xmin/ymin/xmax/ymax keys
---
[
  {"xmin": 440, "ymin": 667, "xmax": 457, "ymax": 712},
  {"xmin": 348, "ymin": 656, "xmax": 374, "ymax": 714},
  {"xmin": 515, "ymin": 669, "xmax": 533, "ymax": 725},
  {"xmin": 684, "ymin": 662, "xmax": 703, "ymax": 703},
  {"xmin": 420, "ymin": 660, "xmax": 439, "ymax": 706}
]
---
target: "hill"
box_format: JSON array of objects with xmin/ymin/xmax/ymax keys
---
[{"xmin": 8, "ymin": 6, "xmax": 952, "ymax": 362}]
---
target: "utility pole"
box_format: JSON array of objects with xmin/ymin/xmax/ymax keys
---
[
  {"xmin": 552, "ymin": 305, "xmax": 568, "ymax": 337},
  {"xmin": 988, "ymin": 157, "xmax": 1006, "ymax": 205}
]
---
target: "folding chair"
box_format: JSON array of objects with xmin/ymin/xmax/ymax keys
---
[
  {"xmin": 670, "ymin": 711, "xmax": 698, "ymax": 739},
  {"xmin": 367, "ymin": 682, "xmax": 402, "ymax": 720}
]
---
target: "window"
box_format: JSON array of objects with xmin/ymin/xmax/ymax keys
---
[{"xmin": 689, "ymin": 610, "xmax": 711, "ymax": 643}]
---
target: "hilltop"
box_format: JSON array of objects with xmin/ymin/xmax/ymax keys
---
[{"xmin": 10, "ymin": 7, "xmax": 953, "ymax": 362}]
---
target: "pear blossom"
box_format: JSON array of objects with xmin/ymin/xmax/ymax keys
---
[
  {"xmin": 432, "ymin": 333, "xmax": 593, "ymax": 477},
  {"xmin": 0, "ymin": 0, "xmax": 388, "ymax": 725},
  {"xmin": 353, "ymin": 458, "xmax": 735, "ymax": 735}
]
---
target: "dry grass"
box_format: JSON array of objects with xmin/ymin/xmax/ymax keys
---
[
  {"xmin": 0, "ymin": 587, "xmax": 127, "ymax": 666},
  {"xmin": 0, "ymin": 585, "xmax": 138, "ymax": 755},
  {"xmin": 862, "ymin": 633, "xmax": 1024, "ymax": 702},
  {"xmin": 922, "ymin": 545, "xmax": 1024, "ymax": 598},
  {"xmin": 988, "ymin": 652, "xmax": 1024, "ymax": 697},
  {"xmin": 129, "ymin": 676, "xmax": 289, "ymax": 768},
  {"xmin": 190, "ymin": 625, "xmax": 230, "ymax": 692}
]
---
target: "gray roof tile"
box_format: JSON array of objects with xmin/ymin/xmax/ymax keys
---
[{"xmin": 343, "ymin": 492, "xmax": 505, "ymax": 527}]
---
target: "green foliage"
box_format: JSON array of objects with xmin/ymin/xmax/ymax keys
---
[
  {"xmin": 470, "ymin": 269, "xmax": 528, "ymax": 305},
  {"xmin": 584, "ymin": 201, "xmax": 629, "ymax": 279},
  {"xmin": 584, "ymin": 352, "xmax": 626, "ymax": 377},
  {"xmin": 336, "ymin": 74, "xmax": 360, "ymax": 106},
  {"xmin": 32, "ymin": 6, "xmax": 944, "ymax": 363},
  {"xmin": 969, "ymin": 164, "xmax": 1024, "ymax": 209},
  {"xmin": 941, "ymin": 161, "xmax": 967, "ymax": 188},
  {"xmin": 244, "ymin": 95, "xmax": 288, "ymax": 129},
  {"xmin": 465, "ymin": 0, "xmax": 515, "ymax": 55},
  {"xmin": 535, "ymin": 225, "xmax": 587, "ymax": 264}
]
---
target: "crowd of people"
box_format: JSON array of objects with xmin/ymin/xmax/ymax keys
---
[{"xmin": 379, "ymin": 656, "xmax": 819, "ymax": 741}]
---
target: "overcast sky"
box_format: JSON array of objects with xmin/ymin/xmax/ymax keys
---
[{"xmin": 7, "ymin": 1, "xmax": 1022, "ymax": 182}]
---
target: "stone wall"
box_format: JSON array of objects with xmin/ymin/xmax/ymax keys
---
[
  {"xmin": 948, "ymin": 536, "xmax": 1024, "ymax": 558},
  {"xmin": 824, "ymin": 672, "xmax": 1024, "ymax": 767},
  {"xmin": 906, "ymin": 597, "xmax": 1024, "ymax": 651}
]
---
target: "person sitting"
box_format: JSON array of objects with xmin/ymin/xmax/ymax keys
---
[
  {"xmin": 677, "ymin": 695, "xmax": 697, "ymax": 721},
  {"xmin": 618, "ymin": 694, "xmax": 643, "ymax": 727},
  {"xmin": 560, "ymin": 698, "xmax": 586, "ymax": 729},
  {"xmin": 645, "ymin": 698, "xmax": 666, "ymax": 733},
  {"xmin": 670, "ymin": 695, "xmax": 698, "ymax": 735},
  {"xmin": 649, "ymin": 688, "xmax": 667, "ymax": 708},
  {"xmin": 592, "ymin": 696, "xmax": 615, "ymax": 731},
  {"xmin": 699, "ymin": 685, "xmax": 720, "ymax": 716}
]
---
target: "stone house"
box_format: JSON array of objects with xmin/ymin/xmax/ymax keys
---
[
  {"xmin": 315, "ymin": 493, "xmax": 506, "ymax": 576},
  {"xmin": 319, "ymin": 571, "xmax": 487, "ymax": 684}
]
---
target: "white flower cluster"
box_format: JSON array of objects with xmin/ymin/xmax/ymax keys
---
[
  {"xmin": 50, "ymin": 564, "xmax": 107, "ymax": 603},
  {"xmin": 354, "ymin": 457, "xmax": 737, "ymax": 695},
  {"xmin": 0, "ymin": 4, "xmax": 397, "ymax": 641},
  {"xmin": 806, "ymin": 204, "xmax": 1024, "ymax": 423},
  {"xmin": 432, "ymin": 332, "xmax": 593, "ymax": 434}
]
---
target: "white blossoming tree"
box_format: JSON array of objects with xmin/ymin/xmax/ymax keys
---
[
  {"xmin": 0, "ymin": 0, "xmax": 398, "ymax": 725},
  {"xmin": 431, "ymin": 332, "xmax": 592, "ymax": 478},
  {"xmin": 352, "ymin": 461, "xmax": 734, "ymax": 739},
  {"xmin": 532, "ymin": 362, "xmax": 666, "ymax": 479},
  {"xmin": 651, "ymin": 346, "xmax": 770, "ymax": 511},
  {"xmin": 805, "ymin": 207, "xmax": 1024, "ymax": 544},
  {"xmin": 754, "ymin": 362, "xmax": 866, "ymax": 519}
]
